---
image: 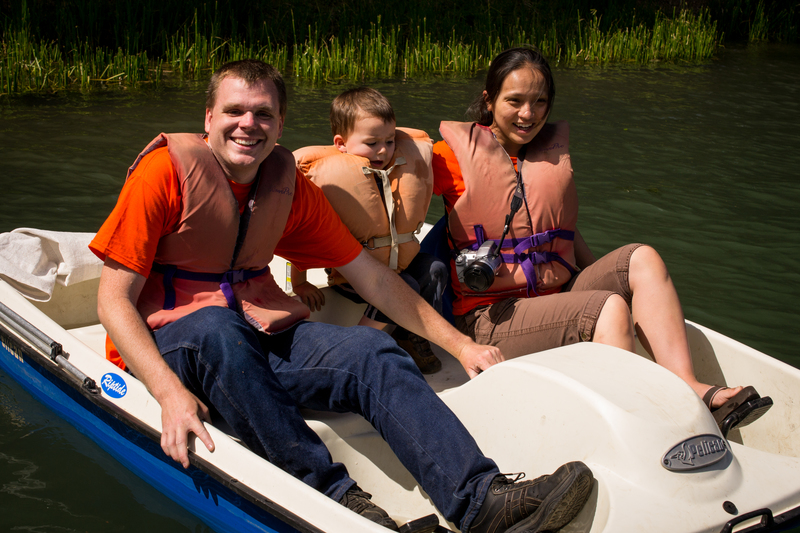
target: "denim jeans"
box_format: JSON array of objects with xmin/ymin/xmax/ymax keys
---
[
  {"xmin": 333, "ymin": 252, "xmax": 448, "ymax": 324},
  {"xmin": 153, "ymin": 306, "xmax": 498, "ymax": 529}
]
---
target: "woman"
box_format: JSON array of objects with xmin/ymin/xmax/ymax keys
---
[{"xmin": 432, "ymin": 46, "xmax": 770, "ymax": 431}]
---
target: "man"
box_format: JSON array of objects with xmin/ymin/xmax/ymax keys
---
[{"xmin": 91, "ymin": 59, "xmax": 592, "ymax": 533}]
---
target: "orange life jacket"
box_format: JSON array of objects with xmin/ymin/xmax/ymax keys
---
[
  {"xmin": 294, "ymin": 127, "xmax": 433, "ymax": 285},
  {"xmin": 440, "ymin": 121, "xmax": 578, "ymax": 309},
  {"xmin": 133, "ymin": 133, "xmax": 310, "ymax": 333}
]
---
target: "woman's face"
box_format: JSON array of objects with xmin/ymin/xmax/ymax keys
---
[{"xmin": 485, "ymin": 65, "xmax": 550, "ymax": 157}]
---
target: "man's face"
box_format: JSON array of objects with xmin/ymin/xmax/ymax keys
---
[{"xmin": 204, "ymin": 76, "xmax": 284, "ymax": 184}]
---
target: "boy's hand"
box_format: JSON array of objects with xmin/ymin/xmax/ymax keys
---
[{"xmin": 294, "ymin": 281, "xmax": 326, "ymax": 312}]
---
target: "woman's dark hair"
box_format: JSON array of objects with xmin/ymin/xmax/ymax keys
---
[{"xmin": 467, "ymin": 46, "xmax": 555, "ymax": 126}]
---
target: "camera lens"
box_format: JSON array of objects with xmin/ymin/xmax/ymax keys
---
[{"xmin": 464, "ymin": 261, "xmax": 495, "ymax": 292}]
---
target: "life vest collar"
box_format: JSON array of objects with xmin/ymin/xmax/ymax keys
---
[
  {"xmin": 439, "ymin": 120, "xmax": 578, "ymax": 308},
  {"xmin": 294, "ymin": 128, "xmax": 433, "ymax": 283},
  {"xmin": 362, "ymin": 156, "xmax": 409, "ymax": 270}
]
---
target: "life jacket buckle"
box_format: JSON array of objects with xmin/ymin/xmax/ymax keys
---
[{"xmin": 224, "ymin": 269, "xmax": 247, "ymax": 284}]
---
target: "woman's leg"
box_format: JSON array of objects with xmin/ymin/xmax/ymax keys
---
[
  {"xmin": 627, "ymin": 245, "xmax": 742, "ymax": 406},
  {"xmin": 592, "ymin": 293, "xmax": 636, "ymax": 352},
  {"xmin": 571, "ymin": 243, "xmax": 742, "ymax": 407},
  {"xmin": 455, "ymin": 290, "xmax": 620, "ymax": 359}
]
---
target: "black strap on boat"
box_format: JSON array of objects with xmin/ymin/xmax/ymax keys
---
[
  {"xmin": 720, "ymin": 508, "xmax": 775, "ymax": 533},
  {"xmin": 0, "ymin": 301, "xmax": 99, "ymax": 395}
]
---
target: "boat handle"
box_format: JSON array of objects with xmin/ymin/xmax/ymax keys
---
[
  {"xmin": 0, "ymin": 301, "xmax": 63, "ymax": 359},
  {"xmin": 0, "ymin": 301, "xmax": 99, "ymax": 394},
  {"xmin": 720, "ymin": 508, "xmax": 775, "ymax": 533}
]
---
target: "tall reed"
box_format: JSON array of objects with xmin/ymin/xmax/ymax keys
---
[
  {"xmin": 569, "ymin": 9, "xmax": 719, "ymax": 64},
  {"xmin": 0, "ymin": 1, "xmax": 731, "ymax": 96}
]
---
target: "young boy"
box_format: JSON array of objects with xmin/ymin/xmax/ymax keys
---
[{"xmin": 292, "ymin": 87, "xmax": 447, "ymax": 374}]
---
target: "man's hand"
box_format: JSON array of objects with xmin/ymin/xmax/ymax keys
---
[
  {"xmin": 97, "ymin": 260, "xmax": 216, "ymax": 469},
  {"xmin": 159, "ymin": 387, "xmax": 216, "ymax": 469},
  {"xmin": 339, "ymin": 251, "xmax": 508, "ymax": 378},
  {"xmin": 293, "ymin": 281, "xmax": 326, "ymax": 312},
  {"xmin": 456, "ymin": 342, "xmax": 505, "ymax": 379}
]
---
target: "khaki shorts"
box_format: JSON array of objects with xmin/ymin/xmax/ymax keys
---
[{"xmin": 455, "ymin": 243, "xmax": 644, "ymax": 358}]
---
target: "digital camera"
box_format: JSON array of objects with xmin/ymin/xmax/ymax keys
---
[{"xmin": 454, "ymin": 241, "xmax": 502, "ymax": 292}]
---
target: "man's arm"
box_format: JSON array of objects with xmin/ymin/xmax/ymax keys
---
[
  {"xmin": 97, "ymin": 259, "xmax": 215, "ymax": 467},
  {"xmin": 338, "ymin": 250, "xmax": 504, "ymax": 378}
]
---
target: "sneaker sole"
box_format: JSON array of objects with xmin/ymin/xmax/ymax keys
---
[{"xmin": 506, "ymin": 462, "xmax": 593, "ymax": 533}]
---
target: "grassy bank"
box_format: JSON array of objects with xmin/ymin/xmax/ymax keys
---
[{"xmin": 0, "ymin": 0, "xmax": 796, "ymax": 95}]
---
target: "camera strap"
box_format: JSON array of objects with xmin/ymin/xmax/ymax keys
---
[{"xmin": 494, "ymin": 144, "xmax": 528, "ymax": 258}]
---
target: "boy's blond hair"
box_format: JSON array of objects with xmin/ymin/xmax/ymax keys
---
[{"xmin": 330, "ymin": 87, "xmax": 396, "ymax": 138}]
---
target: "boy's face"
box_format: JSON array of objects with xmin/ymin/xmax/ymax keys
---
[{"xmin": 334, "ymin": 115, "xmax": 396, "ymax": 170}]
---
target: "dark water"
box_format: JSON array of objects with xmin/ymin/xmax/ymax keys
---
[{"xmin": 1, "ymin": 43, "xmax": 799, "ymax": 531}]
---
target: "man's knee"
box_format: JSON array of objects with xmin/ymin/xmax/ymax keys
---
[{"xmin": 343, "ymin": 326, "xmax": 419, "ymax": 372}]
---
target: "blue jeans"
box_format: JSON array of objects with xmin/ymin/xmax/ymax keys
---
[
  {"xmin": 153, "ymin": 306, "xmax": 498, "ymax": 529},
  {"xmin": 333, "ymin": 252, "xmax": 448, "ymax": 324}
]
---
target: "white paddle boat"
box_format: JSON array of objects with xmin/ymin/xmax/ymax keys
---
[{"xmin": 1, "ymin": 225, "xmax": 799, "ymax": 533}]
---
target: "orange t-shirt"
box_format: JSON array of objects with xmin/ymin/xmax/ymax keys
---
[
  {"xmin": 432, "ymin": 140, "xmax": 520, "ymax": 315},
  {"xmin": 90, "ymin": 145, "xmax": 362, "ymax": 367}
]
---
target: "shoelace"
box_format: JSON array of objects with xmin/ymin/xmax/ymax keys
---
[
  {"xmin": 494, "ymin": 472, "xmax": 527, "ymax": 490},
  {"xmin": 501, "ymin": 472, "xmax": 526, "ymax": 483}
]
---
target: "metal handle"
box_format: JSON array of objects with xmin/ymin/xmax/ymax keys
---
[
  {"xmin": 0, "ymin": 301, "xmax": 63, "ymax": 360},
  {"xmin": 0, "ymin": 301, "xmax": 99, "ymax": 394}
]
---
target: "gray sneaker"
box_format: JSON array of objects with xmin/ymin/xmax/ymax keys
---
[
  {"xmin": 339, "ymin": 485, "xmax": 399, "ymax": 530},
  {"xmin": 468, "ymin": 462, "xmax": 593, "ymax": 533}
]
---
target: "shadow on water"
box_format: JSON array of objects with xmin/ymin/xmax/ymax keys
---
[{"xmin": 0, "ymin": 43, "xmax": 798, "ymax": 532}]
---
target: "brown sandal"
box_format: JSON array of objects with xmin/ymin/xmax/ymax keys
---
[{"xmin": 702, "ymin": 385, "xmax": 773, "ymax": 437}]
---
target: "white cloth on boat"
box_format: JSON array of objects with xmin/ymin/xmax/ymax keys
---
[{"xmin": 0, "ymin": 228, "xmax": 102, "ymax": 302}]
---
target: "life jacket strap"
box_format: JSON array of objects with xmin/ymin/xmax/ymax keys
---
[
  {"xmin": 152, "ymin": 263, "xmax": 270, "ymax": 311},
  {"xmin": 517, "ymin": 252, "xmax": 576, "ymax": 296},
  {"xmin": 468, "ymin": 225, "xmax": 576, "ymax": 296},
  {"xmin": 512, "ymin": 229, "xmax": 575, "ymax": 251},
  {"xmin": 363, "ymin": 221, "xmax": 422, "ymax": 250},
  {"xmin": 362, "ymin": 157, "xmax": 407, "ymax": 270}
]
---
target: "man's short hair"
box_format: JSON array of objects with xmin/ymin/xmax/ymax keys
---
[
  {"xmin": 206, "ymin": 60, "xmax": 287, "ymax": 118},
  {"xmin": 330, "ymin": 87, "xmax": 396, "ymax": 138}
]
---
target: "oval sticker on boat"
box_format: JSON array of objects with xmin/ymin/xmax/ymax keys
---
[
  {"xmin": 101, "ymin": 373, "xmax": 128, "ymax": 399},
  {"xmin": 662, "ymin": 434, "xmax": 729, "ymax": 472}
]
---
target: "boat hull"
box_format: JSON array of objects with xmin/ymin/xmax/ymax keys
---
[
  {"xmin": 0, "ymin": 315, "xmax": 305, "ymax": 533},
  {"xmin": 3, "ymin": 223, "xmax": 800, "ymax": 532}
]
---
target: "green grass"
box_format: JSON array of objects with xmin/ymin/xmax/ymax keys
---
[{"xmin": 0, "ymin": 0, "xmax": 795, "ymax": 95}]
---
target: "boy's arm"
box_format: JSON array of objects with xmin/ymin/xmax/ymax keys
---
[{"xmin": 290, "ymin": 263, "xmax": 325, "ymax": 312}]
